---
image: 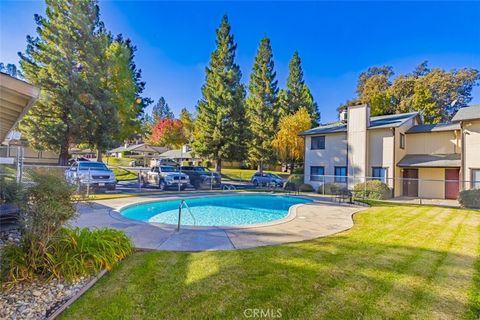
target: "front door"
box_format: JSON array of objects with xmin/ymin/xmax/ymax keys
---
[
  {"xmin": 445, "ymin": 168, "xmax": 460, "ymax": 199},
  {"xmin": 402, "ymin": 169, "xmax": 418, "ymax": 197}
]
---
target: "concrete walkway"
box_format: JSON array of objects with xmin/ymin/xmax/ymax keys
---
[{"xmin": 72, "ymin": 193, "xmax": 366, "ymax": 251}]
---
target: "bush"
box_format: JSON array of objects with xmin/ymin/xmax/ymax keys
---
[
  {"xmin": 284, "ymin": 175, "xmax": 304, "ymax": 191},
  {"xmin": 1, "ymin": 227, "xmax": 133, "ymax": 283},
  {"xmin": 353, "ymin": 180, "xmax": 391, "ymax": 200},
  {"xmin": 20, "ymin": 173, "xmax": 77, "ymax": 267},
  {"xmin": 458, "ymin": 189, "xmax": 480, "ymax": 209},
  {"xmin": 0, "ymin": 177, "xmax": 22, "ymax": 204},
  {"xmin": 317, "ymin": 182, "xmax": 344, "ymax": 195},
  {"xmin": 292, "ymin": 167, "xmax": 304, "ymax": 174},
  {"xmin": 298, "ymin": 183, "xmax": 314, "ymax": 192}
]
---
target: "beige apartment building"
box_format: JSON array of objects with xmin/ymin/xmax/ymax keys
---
[{"xmin": 301, "ymin": 104, "xmax": 480, "ymax": 199}]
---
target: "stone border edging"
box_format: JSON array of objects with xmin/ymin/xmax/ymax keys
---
[{"xmin": 48, "ymin": 269, "xmax": 107, "ymax": 320}]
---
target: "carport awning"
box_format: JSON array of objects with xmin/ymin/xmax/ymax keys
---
[
  {"xmin": 397, "ymin": 154, "xmax": 461, "ymax": 168},
  {"xmin": 0, "ymin": 73, "xmax": 39, "ymax": 143}
]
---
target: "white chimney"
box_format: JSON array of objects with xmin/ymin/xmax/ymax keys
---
[
  {"xmin": 339, "ymin": 109, "xmax": 348, "ymax": 123},
  {"xmin": 347, "ymin": 104, "xmax": 370, "ymax": 178}
]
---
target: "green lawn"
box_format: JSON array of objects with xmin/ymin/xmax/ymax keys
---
[
  {"xmin": 111, "ymin": 167, "xmax": 138, "ymax": 181},
  {"xmin": 61, "ymin": 203, "xmax": 479, "ymax": 319},
  {"xmin": 215, "ymin": 168, "xmax": 289, "ymax": 181}
]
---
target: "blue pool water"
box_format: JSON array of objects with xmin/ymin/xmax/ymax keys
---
[{"xmin": 120, "ymin": 194, "xmax": 313, "ymax": 226}]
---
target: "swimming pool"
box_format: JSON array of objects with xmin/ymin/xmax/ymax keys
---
[{"xmin": 120, "ymin": 194, "xmax": 313, "ymax": 227}]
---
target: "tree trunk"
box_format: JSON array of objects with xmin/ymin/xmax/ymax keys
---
[
  {"xmin": 58, "ymin": 144, "xmax": 69, "ymax": 166},
  {"xmin": 258, "ymin": 162, "xmax": 263, "ymax": 173},
  {"xmin": 215, "ymin": 158, "xmax": 222, "ymax": 173},
  {"xmin": 96, "ymin": 148, "xmax": 103, "ymax": 162}
]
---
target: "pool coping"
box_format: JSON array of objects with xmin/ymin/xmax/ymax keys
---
[
  {"xmin": 73, "ymin": 192, "xmax": 366, "ymax": 251},
  {"xmin": 112, "ymin": 193, "xmax": 313, "ymax": 230}
]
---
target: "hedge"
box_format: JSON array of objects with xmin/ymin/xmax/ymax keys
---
[
  {"xmin": 458, "ymin": 189, "xmax": 480, "ymax": 209},
  {"xmin": 353, "ymin": 180, "xmax": 391, "ymax": 200}
]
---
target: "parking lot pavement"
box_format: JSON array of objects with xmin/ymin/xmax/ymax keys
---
[{"xmin": 99, "ymin": 179, "xmax": 256, "ymax": 195}]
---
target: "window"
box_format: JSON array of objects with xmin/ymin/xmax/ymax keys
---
[
  {"xmin": 311, "ymin": 136, "xmax": 325, "ymax": 150},
  {"xmin": 400, "ymin": 133, "xmax": 405, "ymax": 149},
  {"xmin": 372, "ymin": 167, "xmax": 387, "ymax": 183},
  {"xmin": 472, "ymin": 169, "xmax": 480, "ymax": 189},
  {"xmin": 334, "ymin": 166, "xmax": 347, "ymax": 183},
  {"xmin": 310, "ymin": 166, "xmax": 325, "ymax": 181}
]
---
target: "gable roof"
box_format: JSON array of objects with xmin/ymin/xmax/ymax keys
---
[
  {"xmin": 368, "ymin": 112, "xmax": 418, "ymax": 129},
  {"xmin": 451, "ymin": 104, "xmax": 480, "ymax": 122},
  {"xmin": 300, "ymin": 111, "xmax": 419, "ymax": 136},
  {"xmin": 406, "ymin": 122, "xmax": 460, "ymax": 134},
  {"xmin": 159, "ymin": 149, "xmax": 197, "ymax": 159},
  {"xmin": 108, "ymin": 144, "xmax": 167, "ymax": 154}
]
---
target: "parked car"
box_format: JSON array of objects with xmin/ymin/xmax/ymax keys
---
[
  {"xmin": 180, "ymin": 166, "xmax": 221, "ymax": 189},
  {"xmin": 139, "ymin": 165, "xmax": 189, "ymax": 191},
  {"xmin": 250, "ymin": 172, "xmax": 284, "ymax": 187},
  {"xmin": 65, "ymin": 161, "xmax": 117, "ymax": 191}
]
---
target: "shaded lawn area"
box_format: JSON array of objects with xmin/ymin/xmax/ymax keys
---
[
  {"xmin": 215, "ymin": 168, "xmax": 289, "ymax": 182},
  {"xmin": 110, "ymin": 167, "xmax": 138, "ymax": 181},
  {"xmin": 61, "ymin": 203, "xmax": 480, "ymax": 319}
]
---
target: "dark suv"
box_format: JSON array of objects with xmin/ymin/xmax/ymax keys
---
[{"xmin": 180, "ymin": 166, "xmax": 221, "ymax": 189}]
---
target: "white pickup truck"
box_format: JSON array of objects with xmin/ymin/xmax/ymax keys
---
[
  {"xmin": 139, "ymin": 165, "xmax": 190, "ymax": 191},
  {"xmin": 65, "ymin": 161, "xmax": 117, "ymax": 191}
]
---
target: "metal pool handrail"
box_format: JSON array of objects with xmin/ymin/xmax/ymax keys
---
[{"xmin": 177, "ymin": 200, "xmax": 196, "ymax": 231}]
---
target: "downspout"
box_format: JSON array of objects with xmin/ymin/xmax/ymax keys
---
[
  {"xmin": 460, "ymin": 122, "xmax": 466, "ymax": 190},
  {"xmin": 346, "ymin": 134, "xmax": 349, "ymax": 189},
  {"xmin": 392, "ymin": 128, "xmax": 396, "ymax": 197}
]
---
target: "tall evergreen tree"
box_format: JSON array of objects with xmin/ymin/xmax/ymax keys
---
[
  {"xmin": 192, "ymin": 15, "xmax": 246, "ymax": 173},
  {"xmin": 285, "ymin": 52, "xmax": 319, "ymax": 126},
  {"xmin": 246, "ymin": 37, "xmax": 278, "ymax": 172},
  {"xmin": 152, "ymin": 97, "xmax": 174, "ymax": 120},
  {"xmin": 19, "ymin": 0, "xmax": 103, "ymax": 165}
]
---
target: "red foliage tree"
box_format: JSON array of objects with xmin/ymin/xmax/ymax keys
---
[{"xmin": 148, "ymin": 118, "xmax": 187, "ymax": 148}]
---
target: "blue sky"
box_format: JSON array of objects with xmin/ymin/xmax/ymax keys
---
[{"xmin": 1, "ymin": 1, "xmax": 479, "ymax": 123}]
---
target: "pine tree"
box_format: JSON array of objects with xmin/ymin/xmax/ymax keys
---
[
  {"xmin": 285, "ymin": 52, "xmax": 319, "ymax": 126},
  {"xmin": 246, "ymin": 37, "xmax": 278, "ymax": 172},
  {"xmin": 152, "ymin": 97, "xmax": 174, "ymax": 120},
  {"xmin": 19, "ymin": 0, "xmax": 103, "ymax": 165},
  {"xmin": 192, "ymin": 15, "xmax": 246, "ymax": 173}
]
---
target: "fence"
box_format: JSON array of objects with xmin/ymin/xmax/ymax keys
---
[
  {"xmin": 1, "ymin": 145, "xmax": 478, "ymax": 202},
  {"xmin": 298, "ymin": 174, "xmax": 478, "ymax": 202}
]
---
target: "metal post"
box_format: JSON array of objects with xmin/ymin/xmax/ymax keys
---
[
  {"xmin": 86, "ymin": 168, "xmax": 90, "ymax": 197},
  {"xmin": 177, "ymin": 204, "xmax": 182, "ymax": 231},
  {"xmin": 16, "ymin": 146, "xmax": 23, "ymax": 184},
  {"xmin": 363, "ymin": 176, "xmax": 367, "ymax": 199},
  {"xmin": 322, "ymin": 175, "xmax": 325, "ymax": 195},
  {"xmin": 418, "ymin": 178, "xmax": 422, "ymax": 205},
  {"xmin": 211, "ymin": 171, "xmax": 213, "ymax": 191}
]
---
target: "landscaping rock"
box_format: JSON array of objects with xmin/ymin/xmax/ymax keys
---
[{"xmin": 0, "ymin": 276, "xmax": 92, "ymax": 320}]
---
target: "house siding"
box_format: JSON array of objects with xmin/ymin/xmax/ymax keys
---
[
  {"xmin": 463, "ymin": 119, "xmax": 480, "ymax": 184},
  {"xmin": 406, "ymin": 131, "xmax": 460, "ymax": 155},
  {"xmin": 368, "ymin": 128, "xmax": 394, "ymax": 188},
  {"xmin": 304, "ymin": 132, "xmax": 347, "ymax": 189}
]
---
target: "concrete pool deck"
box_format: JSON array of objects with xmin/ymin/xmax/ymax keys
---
[{"xmin": 72, "ymin": 193, "xmax": 367, "ymax": 251}]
